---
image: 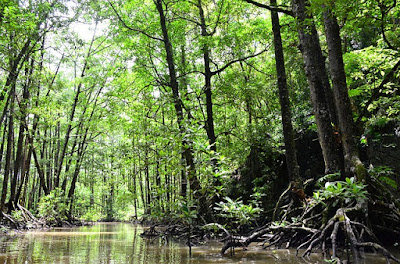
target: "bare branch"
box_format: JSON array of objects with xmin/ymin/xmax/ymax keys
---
[
  {"xmin": 211, "ymin": 49, "xmax": 269, "ymax": 76},
  {"xmin": 243, "ymin": 0, "xmax": 294, "ymax": 17},
  {"xmin": 209, "ymin": 0, "xmax": 225, "ymax": 36},
  {"xmin": 177, "ymin": 70, "xmax": 205, "ymax": 79},
  {"xmin": 108, "ymin": 0, "xmax": 164, "ymax": 42}
]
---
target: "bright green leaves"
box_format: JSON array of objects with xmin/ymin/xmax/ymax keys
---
[
  {"xmin": 313, "ymin": 177, "xmax": 368, "ymax": 207},
  {"xmin": 214, "ymin": 196, "xmax": 263, "ymax": 231},
  {"xmin": 369, "ymin": 165, "xmax": 398, "ymax": 189},
  {"xmin": 343, "ymin": 47, "xmax": 400, "ymax": 123},
  {"xmin": 1, "ymin": 3, "xmax": 36, "ymax": 31},
  {"xmin": 37, "ymin": 188, "xmax": 69, "ymax": 225},
  {"xmin": 174, "ymin": 199, "xmax": 198, "ymax": 225}
]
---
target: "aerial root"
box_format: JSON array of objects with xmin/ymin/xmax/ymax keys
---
[
  {"xmin": 296, "ymin": 208, "xmax": 400, "ymax": 264},
  {"xmin": 1, "ymin": 204, "xmax": 47, "ymax": 230}
]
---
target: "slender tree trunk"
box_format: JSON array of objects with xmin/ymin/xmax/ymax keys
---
[
  {"xmin": 55, "ymin": 30, "xmax": 96, "ymax": 184},
  {"xmin": 138, "ymin": 149, "xmax": 146, "ymax": 211},
  {"xmin": 54, "ymin": 121, "xmax": 61, "ymax": 188},
  {"xmin": 8, "ymin": 121, "xmax": 24, "ymax": 212},
  {"xmin": 144, "ymin": 148, "xmax": 151, "ymax": 213},
  {"xmin": 197, "ymin": 0, "xmax": 217, "ymax": 158},
  {"xmin": 16, "ymin": 138, "xmax": 31, "ymax": 206},
  {"xmin": 155, "ymin": 0, "xmax": 208, "ymax": 217},
  {"xmin": 291, "ymin": 0, "xmax": 341, "ymax": 174},
  {"xmin": 270, "ymin": 0, "xmax": 301, "ymax": 184},
  {"xmin": 179, "ymin": 45, "xmax": 189, "ymax": 198},
  {"xmin": 27, "ymin": 173, "xmax": 37, "ymax": 210},
  {"xmin": 155, "ymin": 156, "xmax": 162, "ymax": 211},
  {"xmin": 14, "ymin": 58, "xmax": 34, "ymax": 206},
  {"xmin": 0, "ymin": 107, "xmax": 14, "ymax": 213},
  {"xmin": 67, "ymin": 133, "xmax": 88, "ymax": 201},
  {"xmin": 0, "ymin": 123, "xmax": 7, "ymax": 165},
  {"xmin": 67, "ymin": 83, "xmax": 104, "ymax": 208},
  {"xmin": 323, "ymin": 6, "xmax": 366, "ymax": 181},
  {"xmin": 132, "ymin": 167, "xmax": 138, "ymax": 218},
  {"xmin": 32, "ymin": 146, "xmax": 49, "ymax": 195},
  {"xmin": 9, "ymin": 123, "xmax": 26, "ymax": 211}
]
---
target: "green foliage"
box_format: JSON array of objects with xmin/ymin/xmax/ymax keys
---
[
  {"xmin": 11, "ymin": 210, "xmax": 24, "ymax": 222},
  {"xmin": 37, "ymin": 188, "xmax": 69, "ymax": 226},
  {"xmin": 344, "ymin": 47, "xmax": 400, "ymax": 122},
  {"xmin": 369, "ymin": 165, "xmax": 398, "ymax": 189},
  {"xmin": 214, "ymin": 196, "xmax": 262, "ymax": 231},
  {"xmin": 79, "ymin": 209, "xmax": 103, "ymax": 222},
  {"xmin": 175, "ymin": 199, "xmax": 198, "ymax": 225},
  {"xmin": 316, "ymin": 172, "xmax": 341, "ymax": 187},
  {"xmin": 313, "ymin": 177, "xmax": 368, "ymax": 207},
  {"xmin": 323, "ymin": 258, "xmax": 338, "ymax": 264},
  {"xmin": 1, "ymin": 0, "xmax": 399, "ymax": 227}
]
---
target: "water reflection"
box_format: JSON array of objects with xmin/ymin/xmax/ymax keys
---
[{"xmin": 0, "ymin": 223, "xmax": 391, "ymax": 263}]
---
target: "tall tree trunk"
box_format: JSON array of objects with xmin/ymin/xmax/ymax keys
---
[
  {"xmin": 270, "ymin": 0, "xmax": 301, "ymax": 184},
  {"xmin": 323, "ymin": 6, "xmax": 366, "ymax": 181},
  {"xmin": 145, "ymin": 148, "xmax": 151, "ymax": 213},
  {"xmin": 15, "ymin": 137, "xmax": 30, "ymax": 206},
  {"xmin": 291, "ymin": 0, "xmax": 341, "ymax": 174},
  {"xmin": 132, "ymin": 167, "xmax": 138, "ymax": 218},
  {"xmin": 1, "ymin": 86, "xmax": 15, "ymax": 213},
  {"xmin": 54, "ymin": 121, "xmax": 61, "ymax": 188},
  {"xmin": 14, "ymin": 58, "xmax": 34, "ymax": 206},
  {"xmin": 179, "ymin": 45, "xmax": 189, "ymax": 198},
  {"xmin": 54, "ymin": 29, "xmax": 96, "ymax": 184},
  {"xmin": 67, "ymin": 82, "xmax": 104, "ymax": 209},
  {"xmin": 138, "ymin": 149, "xmax": 146, "ymax": 211},
  {"xmin": 155, "ymin": 0, "xmax": 208, "ymax": 217},
  {"xmin": 32, "ymin": 146, "xmax": 49, "ymax": 195},
  {"xmin": 197, "ymin": 0, "xmax": 217, "ymax": 158},
  {"xmin": 0, "ymin": 123, "xmax": 7, "ymax": 165},
  {"xmin": 9, "ymin": 111, "xmax": 26, "ymax": 212}
]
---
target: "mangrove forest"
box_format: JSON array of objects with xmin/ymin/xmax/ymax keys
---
[{"xmin": 0, "ymin": 0, "xmax": 400, "ymax": 263}]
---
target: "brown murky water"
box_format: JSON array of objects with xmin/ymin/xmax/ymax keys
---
[{"xmin": 0, "ymin": 222, "xmax": 392, "ymax": 263}]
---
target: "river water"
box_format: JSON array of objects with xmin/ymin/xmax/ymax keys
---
[{"xmin": 0, "ymin": 222, "xmax": 392, "ymax": 263}]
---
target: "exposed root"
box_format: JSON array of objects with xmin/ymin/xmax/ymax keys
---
[
  {"xmin": 272, "ymin": 183, "xmax": 292, "ymax": 221},
  {"xmin": 221, "ymin": 226, "xmax": 272, "ymax": 255},
  {"xmin": 220, "ymin": 224, "xmax": 318, "ymax": 255},
  {"xmin": 219, "ymin": 175, "xmax": 400, "ymax": 263},
  {"xmin": 1, "ymin": 204, "xmax": 48, "ymax": 230}
]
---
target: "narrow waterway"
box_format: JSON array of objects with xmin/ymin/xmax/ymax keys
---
[{"xmin": 0, "ymin": 222, "xmax": 392, "ymax": 263}]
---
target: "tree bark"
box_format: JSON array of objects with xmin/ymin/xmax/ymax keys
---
[
  {"xmin": 270, "ymin": 0, "xmax": 301, "ymax": 184},
  {"xmin": 323, "ymin": 6, "xmax": 366, "ymax": 181},
  {"xmin": 291, "ymin": 0, "xmax": 341, "ymax": 174},
  {"xmin": 8, "ymin": 75, "xmax": 30, "ymax": 212},
  {"xmin": 179, "ymin": 45, "xmax": 189, "ymax": 198},
  {"xmin": 0, "ymin": 73, "xmax": 16, "ymax": 214},
  {"xmin": 197, "ymin": 0, "xmax": 217, "ymax": 158},
  {"xmin": 14, "ymin": 58, "xmax": 35, "ymax": 206},
  {"xmin": 0, "ymin": 108, "xmax": 14, "ymax": 213}
]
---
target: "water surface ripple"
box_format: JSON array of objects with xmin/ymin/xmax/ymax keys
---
[{"xmin": 0, "ymin": 222, "xmax": 390, "ymax": 263}]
